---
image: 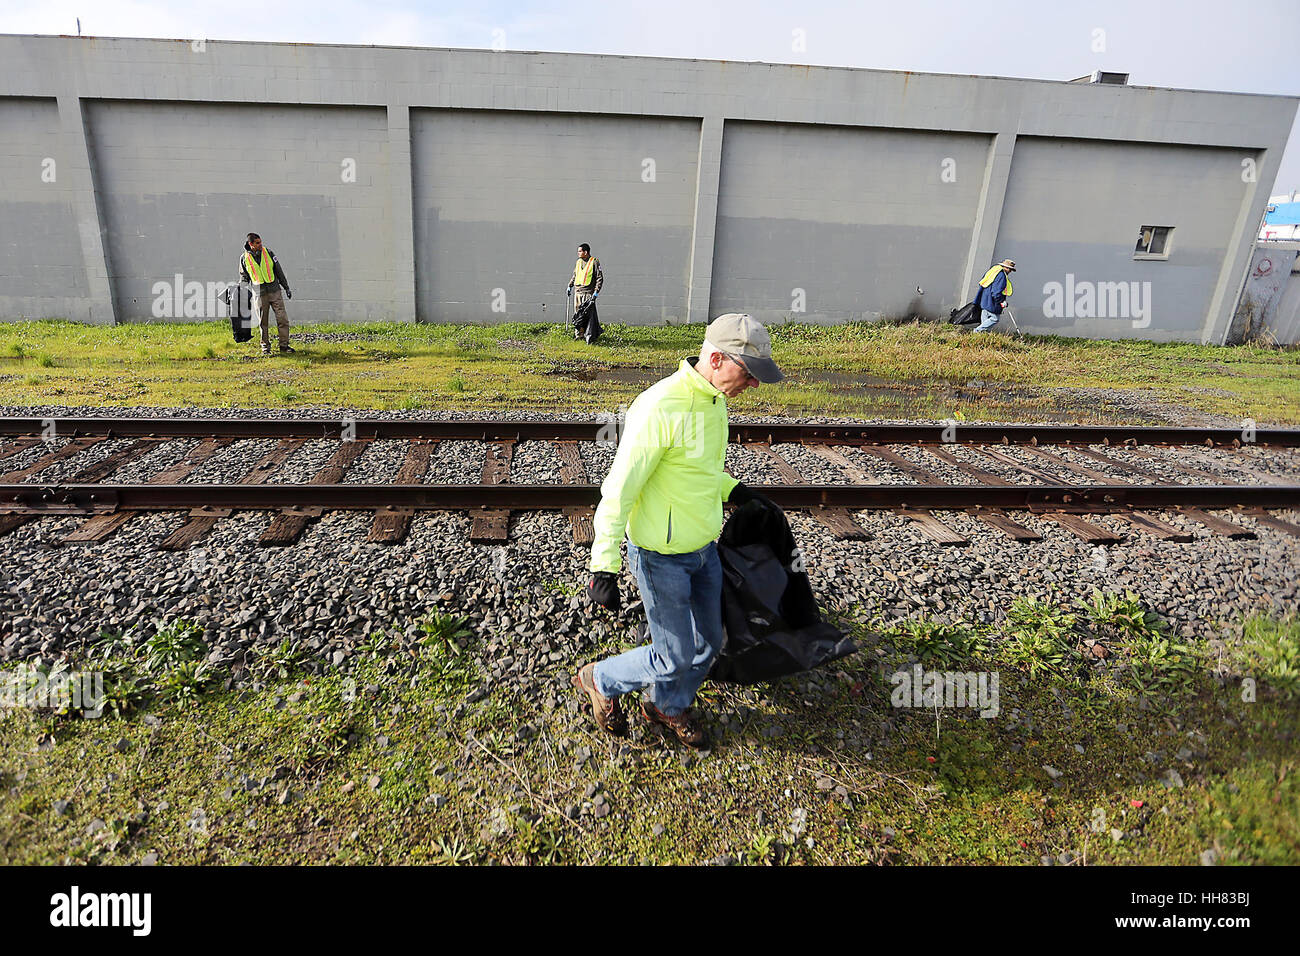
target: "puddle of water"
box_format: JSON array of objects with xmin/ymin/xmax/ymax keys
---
[
  {"xmin": 540, "ymin": 364, "xmax": 1156, "ymax": 423},
  {"xmin": 545, "ymin": 365, "xmax": 661, "ymax": 384}
]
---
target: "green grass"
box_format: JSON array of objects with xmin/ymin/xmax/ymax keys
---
[
  {"xmin": 0, "ymin": 319, "xmax": 1295, "ymax": 422},
  {"xmin": 270, "ymin": 384, "xmax": 300, "ymax": 403},
  {"xmin": 2, "ymin": 598, "xmax": 1296, "ymax": 865},
  {"xmin": 881, "ymin": 614, "xmax": 988, "ymax": 669},
  {"xmin": 1234, "ymin": 614, "xmax": 1300, "ymax": 698}
]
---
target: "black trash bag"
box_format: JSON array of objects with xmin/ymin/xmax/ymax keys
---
[
  {"xmin": 220, "ymin": 282, "xmax": 254, "ymax": 342},
  {"xmin": 229, "ymin": 313, "xmax": 252, "ymax": 343},
  {"xmin": 948, "ymin": 301, "xmax": 980, "ymax": 326},
  {"xmin": 624, "ymin": 499, "xmax": 855, "ymax": 684},
  {"xmin": 572, "ymin": 298, "xmax": 602, "ymax": 345},
  {"xmin": 711, "ymin": 497, "xmax": 857, "ymax": 684}
]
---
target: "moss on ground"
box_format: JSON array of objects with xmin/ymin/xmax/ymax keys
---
[
  {"xmin": 2, "ymin": 604, "xmax": 1295, "ymax": 865},
  {"xmin": 0, "ymin": 319, "xmax": 1296, "ymax": 423}
]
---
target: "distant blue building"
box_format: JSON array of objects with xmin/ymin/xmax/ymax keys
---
[{"xmin": 1261, "ymin": 196, "xmax": 1300, "ymax": 240}]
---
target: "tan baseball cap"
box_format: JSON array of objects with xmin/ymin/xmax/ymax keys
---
[
  {"xmin": 705, "ymin": 313, "xmax": 784, "ymax": 383},
  {"xmin": 998, "ymin": 259, "xmax": 1017, "ymax": 271}
]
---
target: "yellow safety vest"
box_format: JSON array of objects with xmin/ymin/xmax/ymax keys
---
[
  {"xmin": 573, "ymin": 258, "xmax": 596, "ymax": 287},
  {"xmin": 244, "ymin": 250, "xmax": 276, "ymax": 285},
  {"xmin": 979, "ymin": 264, "xmax": 1012, "ymax": 297}
]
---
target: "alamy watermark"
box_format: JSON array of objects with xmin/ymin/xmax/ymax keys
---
[
  {"xmin": 595, "ymin": 404, "xmax": 628, "ymax": 448},
  {"xmin": 890, "ymin": 664, "xmax": 999, "ymax": 718},
  {"xmin": 1, "ymin": 663, "xmax": 104, "ymax": 718},
  {"xmin": 153, "ymin": 274, "xmax": 243, "ymax": 320},
  {"xmin": 50, "ymin": 886, "xmax": 151, "ymax": 936},
  {"xmin": 1042, "ymin": 274, "xmax": 1152, "ymax": 329}
]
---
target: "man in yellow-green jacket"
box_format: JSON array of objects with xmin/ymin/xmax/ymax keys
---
[{"xmin": 572, "ymin": 313, "xmax": 784, "ymax": 748}]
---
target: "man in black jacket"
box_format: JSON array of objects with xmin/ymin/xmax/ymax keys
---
[{"xmin": 238, "ymin": 233, "xmax": 295, "ymax": 356}]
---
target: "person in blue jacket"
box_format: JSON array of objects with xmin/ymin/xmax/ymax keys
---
[{"xmin": 973, "ymin": 258, "xmax": 1016, "ymax": 333}]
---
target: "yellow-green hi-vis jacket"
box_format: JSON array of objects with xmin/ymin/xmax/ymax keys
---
[{"xmin": 589, "ymin": 357, "xmax": 742, "ymax": 573}]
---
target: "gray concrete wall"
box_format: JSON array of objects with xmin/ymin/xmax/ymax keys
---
[
  {"xmin": 712, "ymin": 121, "xmax": 989, "ymax": 324},
  {"xmin": 0, "ymin": 34, "xmax": 1295, "ymax": 343},
  {"xmin": 82, "ymin": 100, "xmax": 393, "ymax": 323},
  {"xmin": 0, "ymin": 97, "xmax": 89, "ymax": 318},
  {"xmin": 995, "ymin": 137, "xmax": 1253, "ymax": 341},
  {"xmin": 411, "ymin": 109, "xmax": 698, "ymax": 324}
]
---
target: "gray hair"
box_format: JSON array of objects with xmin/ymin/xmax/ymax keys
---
[{"xmin": 699, "ymin": 339, "xmax": 722, "ymax": 365}]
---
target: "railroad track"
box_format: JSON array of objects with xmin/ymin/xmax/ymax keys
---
[{"xmin": 1, "ymin": 417, "xmax": 1297, "ymax": 551}]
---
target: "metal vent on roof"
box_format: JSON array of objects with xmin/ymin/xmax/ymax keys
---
[{"xmin": 1068, "ymin": 70, "xmax": 1130, "ymax": 85}]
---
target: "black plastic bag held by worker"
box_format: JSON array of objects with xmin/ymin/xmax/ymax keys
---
[
  {"xmin": 572, "ymin": 298, "xmax": 602, "ymax": 345},
  {"xmin": 625, "ymin": 497, "xmax": 855, "ymax": 683},
  {"xmin": 220, "ymin": 282, "xmax": 253, "ymax": 342},
  {"xmin": 948, "ymin": 301, "xmax": 980, "ymax": 325},
  {"xmin": 710, "ymin": 496, "xmax": 857, "ymax": 683}
]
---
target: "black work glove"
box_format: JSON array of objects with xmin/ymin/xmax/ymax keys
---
[
  {"xmin": 588, "ymin": 572, "xmax": 620, "ymax": 613},
  {"xmin": 283, "ymin": 288, "xmax": 293, "ymax": 299},
  {"xmin": 728, "ymin": 481, "xmax": 771, "ymax": 508}
]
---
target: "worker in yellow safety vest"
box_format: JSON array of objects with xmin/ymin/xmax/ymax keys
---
[
  {"xmin": 565, "ymin": 243, "xmax": 604, "ymax": 342},
  {"xmin": 973, "ymin": 258, "xmax": 1015, "ymax": 333},
  {"xmin": 238, "ymin": 233, "xmax": 295, "ymax": 355}
]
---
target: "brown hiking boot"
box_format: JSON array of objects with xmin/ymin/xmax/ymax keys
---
[
  {"xmin": 572, "ymin": 662, "xmax": 627, "ymax": 736},
  {"xmin": 641, "ymin": 701, "xmax": 708, "ymax": 749}
]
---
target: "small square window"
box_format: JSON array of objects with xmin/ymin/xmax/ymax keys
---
[{"xmin": 1134, "ymin": 225, "xmax": 1173, "ymax": 259}]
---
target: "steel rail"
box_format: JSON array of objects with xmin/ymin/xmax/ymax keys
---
[
  {"xmin": 0, "ymin": 417, "xmax": 1298, "ymax": 447},
  {"xmin": 3, "ymin": 483, "xmax": 1297, "ymax": 513}
]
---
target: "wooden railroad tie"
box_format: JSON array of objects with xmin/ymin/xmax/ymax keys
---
[
  {"xmin": 750, "ymin": 443, "xmax": 870, "ymax": 540},
  {"xmin": 0, "ymin": 438, "xmax": 163, "ymax": 540},
  {"xmin": 1040, "ymin": 511, "xmax": 1123, "ymax": 545},
  {"xmin": 855, "ymin": 444, "xmax": 940, "ymax": 483},
  {"xmin": 897, "ymin": 510, "xmax": 969, "ymax": 546},
  {"xmin": 367, "ymin": 440, "xmax": 437, "ymax": 544},
  {"xmin": 158, "ymin": 439, "xmax": 306, "ymax": 551},
  {"xmin": 1112, "ymin": 510, "xmax": 1193, "ymax": 542},
  {"xmin": 1177, "ymin": 507, "xmax": 1255, "ymax": 539},
  {"xmin": 921, "ymin": 445, "xmax": 1014, "ymax": 486},
  {"xmin": 1067, "ymin": 445, "xmax": 1168, "ymax": 481},
  {"xmin": 469, "ymin": 441, "xmax": 514, "ymax": 543},
  {"xmin": 260, "ymin": 440, "xmax": 371, "ymax": 546},
  {"xmin": 968, "ymin": 509, "xmax": 1042, "ymax": 542},
  {"xmin": 1, "ymin": 439, "xmax": 103, "ymax": 537},
  {"xmin": 63, "ymin": 438, "xmax": 234, "ymax": 544},
  {"xmin": 555, "ymin": 441, "xmax": 595, "ymax": 545},
  {"xmin": 0, "ymin": 437, "xmax": 105, "ymax": 483},
  {"xmin": 1242, "ymin": 508, "xmax": 1300, "ymax": 538},
  {"xmin": 0, "ymin": 438, "xmax": 41, "ymax": 465}
]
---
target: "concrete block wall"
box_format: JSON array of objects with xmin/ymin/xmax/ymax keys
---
[
  {"xmin": 0, "ymin": 97, "xmax": 90, "ymax": 318},
  {"xmin": 711, "ymin": 121, "xmax": 990, "ymax": 324},
  {"xmin": 411, "ymin": 110, "xmax": 699, "ymax": 324},
  {"xmin": 0, "ymin": 34, "xmax": 1295, "ymax": 343},
  {"xmin": 995, "ymin": 138, "xmax": 1252, "ymax": 341},
  {"xmin": 83, "ymin": 100, "xmax": 393, "ymax": 323}
]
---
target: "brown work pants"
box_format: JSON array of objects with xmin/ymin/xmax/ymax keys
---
[{"xmin": 252, "ymin": 288, "xmax": 290, "ymax": 351}]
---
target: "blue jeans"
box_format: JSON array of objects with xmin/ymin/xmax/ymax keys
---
[
  {"xmin": 973, "ymin": 308, "xmax": 1000, "ymax": 333},
  {"xmin": 593, "ymin": 540, "xmax": 725, "ymax": 716}
]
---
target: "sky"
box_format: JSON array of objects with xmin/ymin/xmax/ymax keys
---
[{"xmin": 4, "ymin": 0, "xmax": 1299, "ymax": 195}]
